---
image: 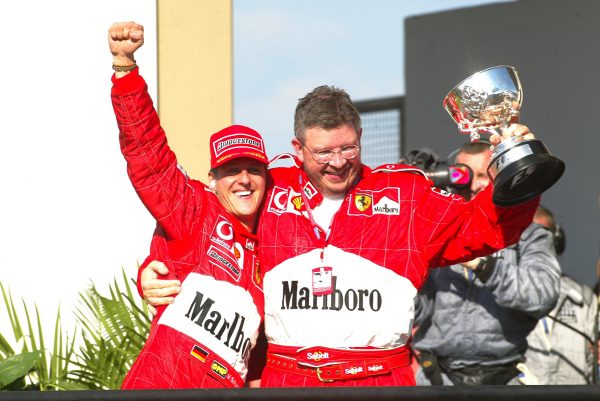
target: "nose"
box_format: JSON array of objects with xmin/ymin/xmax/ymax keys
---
[
  {"xmin": 328, "ymin": 151, "xmax": 346, "ymax": 168},
  {"xmin": 237, "ymin": 170, "xmax": 251, "ymax": 185}
]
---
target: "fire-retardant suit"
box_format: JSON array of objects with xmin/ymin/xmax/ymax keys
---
[
  {"xmin": 112, "ymin": 69, "xmax": 263, "ymax": 389},
  {"xmin": 257, "ymin": 157, "xmax": 539, "ymax": 387}
]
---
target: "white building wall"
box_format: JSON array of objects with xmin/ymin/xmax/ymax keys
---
[{"xmin": 0, "ymin": 0, "xmax": 157, "ymax": 342}]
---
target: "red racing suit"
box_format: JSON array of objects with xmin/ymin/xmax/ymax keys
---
[
  {"xmin": 257, "ymin": 157, "xmax": 539, "ymax": 387},
  {"xmin": 112, "ymin": 69, "xmax": 263, "ymax": 389}
]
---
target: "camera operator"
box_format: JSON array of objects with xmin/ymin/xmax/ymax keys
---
[{"xmin": 411, "ymin": 140, "xmax": 561, "ymax": 385}]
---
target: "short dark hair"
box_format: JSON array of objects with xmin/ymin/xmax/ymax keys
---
[
  {"xmin": 294, "ymin": 85, "xmax": 361, "ymax": 142},
  {"xmin": 453, "ymin": 140, "xmax": 491, "ymax": 163}
]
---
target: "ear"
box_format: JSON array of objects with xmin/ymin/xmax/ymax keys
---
[
  {"xmin": 207, "ymin": 171, "xmax": 216, "ymax": 189},
  {"xmin": 356, "ymin": 127, "xmax": 363, "ymax": 141},
  {"xmin": 291, "ymin": 138, "xmax": 304, "ymax": 163}
]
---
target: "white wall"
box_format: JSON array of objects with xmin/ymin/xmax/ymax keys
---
[{"xmin": 0, "ymin": 1, "xmax": 157, "ymax": 342}]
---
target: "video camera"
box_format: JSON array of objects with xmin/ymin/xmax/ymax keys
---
[{"xmin": 401, "ymin": 148, "xmax": 473, "ymax": 191}]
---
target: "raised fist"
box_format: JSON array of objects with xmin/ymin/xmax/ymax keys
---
[{"xmin": 108, "ymin": 21, "xmax": 144, "ymax": 65}]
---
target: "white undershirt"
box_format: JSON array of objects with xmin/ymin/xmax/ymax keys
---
[{"xmin": 311, "ymin": 197, "xmax": 344, "ymax": 231}]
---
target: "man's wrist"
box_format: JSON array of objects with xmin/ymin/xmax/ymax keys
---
[{"xmin": 112, "ymin": 54, "xmax": 136, "ymax": 65}]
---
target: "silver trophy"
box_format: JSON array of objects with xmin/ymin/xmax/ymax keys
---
[{"xmin": 443, "ymin": 65, "xmax": 565, "ymax": 206}]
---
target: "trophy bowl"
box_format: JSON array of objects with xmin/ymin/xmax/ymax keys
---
[{"xmin": 443, "ymin": 66, "xmax": 565, "ymax": 206}]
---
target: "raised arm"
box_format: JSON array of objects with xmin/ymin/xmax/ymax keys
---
[
  {"xmin": 109, "ymin": 21, "xmax": 203, "ymax": 240},
  {"xmin": 473, "ymin": 223, "xmax": 561, "ymax": 318}
]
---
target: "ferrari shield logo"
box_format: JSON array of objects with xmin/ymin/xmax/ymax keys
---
[{"xmin": 354, "ymin": 194, "xmax": 372, "ymax": 211}]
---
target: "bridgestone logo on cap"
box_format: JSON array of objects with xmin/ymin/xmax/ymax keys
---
[
  {"xmin": 211, "ymin": 132, "xmax": 267, "ymax": 167},
  {"xmin": 217, "ymin": 138, "xmax": 261, "ymax": 150}
]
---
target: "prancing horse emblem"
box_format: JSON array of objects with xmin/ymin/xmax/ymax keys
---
[{"xmin": 354, "ymin": 194, "xmax": 372, "ymax": 211}]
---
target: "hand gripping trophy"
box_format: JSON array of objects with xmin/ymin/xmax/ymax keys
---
[{"xmin": 443, "ymin": 66, "xmax": 565, "ymax": 206}]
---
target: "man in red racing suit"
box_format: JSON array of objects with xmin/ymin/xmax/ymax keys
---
[
  {"xmin": 255, "ymin": 85, "xmax": 539, "ymax": 387},
  {"xmin": 137, "ymin": 85, "xmax": 540, "ymax": 387},
  {"xmin": 109, "ymin": 21, "xmax": 266, "ymax": 389}
]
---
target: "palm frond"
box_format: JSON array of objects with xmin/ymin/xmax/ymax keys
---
[
  {"xmin": 0, "ymin": 282, "xmax": 79, "ymax": 390},
  {"xmin": 1, "ymin": 267, "xmax": 150, "ymax": 391},
  {"xmin": 69, "ymin": 267, "xmax": 150, "ymax": 389},
  {"xmin": 0, "ymin": 332, "xmax": 15, "ymax": 359},
  {"xmin": 0, "ymin": 283, "xmax": 24, "ymax": 344}
]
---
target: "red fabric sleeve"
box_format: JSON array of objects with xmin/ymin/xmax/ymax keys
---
[
  {"xmin": 111, "ymin": 68, "xmax": 204, "ymax": 241},
  {"xmin": 415, "ymin": 181, "xmax": 540, "ymax": 267}
]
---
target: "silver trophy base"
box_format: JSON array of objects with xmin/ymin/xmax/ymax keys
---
[{"xmin": 488, "ymin": 138, "xmax": 565, "ymax": 206}]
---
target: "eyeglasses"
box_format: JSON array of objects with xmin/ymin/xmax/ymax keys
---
[{"xmin": 303, "ymin": 144, "xmax": 360, "ymax": 164}]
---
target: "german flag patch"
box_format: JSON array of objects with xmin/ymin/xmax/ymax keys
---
[{"xmin": 190, "ymin": 345, "xmax": 209, "ymax": 363}]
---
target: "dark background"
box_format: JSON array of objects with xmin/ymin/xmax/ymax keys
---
[{"xmin": 404, "ymin": 0, "xmax": 599, "ymax": 286}]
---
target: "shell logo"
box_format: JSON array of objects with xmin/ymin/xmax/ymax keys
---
[{"xmin": 291, "ymin": 196, "xmax": 303, "ymax": 211}]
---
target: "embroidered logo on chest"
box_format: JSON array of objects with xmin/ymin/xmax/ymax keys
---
[
  {"xmin": 267, "ymin": 186, "xmax": 304, "ymax": 215},
  {"xmin": 354, "ymin": 194, "xmax": 372, "ymax": 212},
  {"xmin": 207, "ymin": 245, "xmax": 241, "ymax": 281},
  {"xmin": 210, "ymin": 215, "xmax": 235, "ymax": 251},
  {"xmin": 348, "ymin": 187, "xmax": 400, "ymax": 216}
]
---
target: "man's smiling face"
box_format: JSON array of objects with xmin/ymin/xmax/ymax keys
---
[
  {"xmin": 292, "ymin": 123, "xmax": 362, "ymax": 199},
  {"xmin": 209, "ymin": 157, "xmax": 267, "ymax": 231}
]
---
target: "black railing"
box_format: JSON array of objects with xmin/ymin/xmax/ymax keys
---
[{"xmin": 1, "ymin": 386, "xmax": 599, "ymax": 401}]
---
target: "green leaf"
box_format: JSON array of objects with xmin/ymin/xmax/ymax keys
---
[
  {"xmin": 0, "ymin": 332, "xmax": 15, "ymax": 359},
  {"xmin": 0, "ymin": 350, "xmax": 42, "ymax": 387}
]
